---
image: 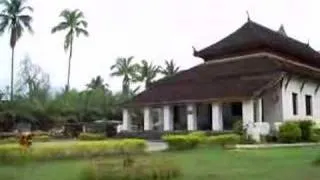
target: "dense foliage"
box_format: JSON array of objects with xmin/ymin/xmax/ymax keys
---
[
  {"xmin": 0, "ymin": 55, "xmax": 180, "ymax": 133},
  {"xmin": 296, "ymin": 120, "xmax": 314, "ymax": 142},
  {"xmin": 0, "ymin": 139, "xmax": 146, "ymax": 163},
  {"xmin": 162, "ymin": 133, "xmax": 240, "ymax": 150},
  {"xmin": 278, "ymin": 122, "xmax": 302, "ymax": 143},
  {"xmin": 78, "ymin": 133, "xmax": 105, "ymax": 141},
  {"xmin": 206, "ymin": 134, "xmax": 241, "ymax": 146}
]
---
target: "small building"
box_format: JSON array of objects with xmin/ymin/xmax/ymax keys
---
[{"xmin": 122, "ymin": 20, "xmax": 320, "ymax": 140}]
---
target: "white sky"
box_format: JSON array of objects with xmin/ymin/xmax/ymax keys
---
[{"xmin": 1, "ymin": 0, "xmax": 320, "ymax": 92}]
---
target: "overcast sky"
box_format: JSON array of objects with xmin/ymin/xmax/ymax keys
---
[{"xmin": 0, "ymin": 0, "xmax": 320, "ymax": 92}]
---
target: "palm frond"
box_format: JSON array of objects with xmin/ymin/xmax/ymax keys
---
[
  {"xmin": 59, "ymin": 9, "xmax": 71, "ymax": 19},
  {"xmin": 110, "ymin": 71, "xmax": 122, "ymax": 77},
  {"xmin": 18, "ymin": 15, "xmax": 33, "ymax": 33},
  {"xmin": 19, "ymin": 5, "xmax": 33, "ymax": 13},
  {"xmin": 75, "ymin": 10, "xmax": 84, "ymax": 19},
  {"xmin": 10, "ymin": 21, "xmax": 23, "ymax": 48},
  {"xmin": 0, "ymin": 15, "xmax": 9, "ymax": 34},
  {"xmin": 64, "ymin": 30, "xmax": 73, "ymax": 51},
  {"xmin": 76, "ymin": 20, "xmax": 88, "ymax": 28},
  {"xmin": 0, "ymin": 0, "xmax": 10, "ymax": 7},
  {"xmin": 75, "ymin": 27, "xmax": 88, "ymax": 37},
  {"xmin": 51, "ymin": 21, "xmax": 68, "ymax": 33}
]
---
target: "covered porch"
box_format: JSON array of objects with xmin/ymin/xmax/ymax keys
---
[{"xmin": 122, "ymin": 98, "xmax": 265, "ymax": 133}]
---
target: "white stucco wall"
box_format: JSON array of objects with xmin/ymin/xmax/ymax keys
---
[
  {"xmin": 281, "ymin": 76, "xmax": 320, "ymax": 122},
  {"xmin": 262, "ymin": 85, "xmax": 283, "ymax": 124}
]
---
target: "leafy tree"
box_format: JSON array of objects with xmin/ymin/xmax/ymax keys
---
[
  {"xmin": 86, "ymin": 75, "xmax": 108, "ymax": 90},
  {"xmin": 136, "ymin": 60, "xmax": 160, "ymax": 88},
  {"xmin": 161, "ymin": 59, "xmax": 180, "ymax": 77},
  {"xmin": 0, "ymin": 0, "xmax": 33, "ymax": 101},
  {"xmin": 51, "ymin": 9, "xmax": 89, "ymax": 92},
  {"xmin": 16, "ymin": 57, "xmax": 50, "ymax": 102},
  {"xmin": 110, "ymin": 56, "xmax": 139, "ymax": 94}
]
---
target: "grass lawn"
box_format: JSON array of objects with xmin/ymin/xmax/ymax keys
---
[{"xmin": 1, "ymin": 147, "xmax": 320, "ymax": 180}]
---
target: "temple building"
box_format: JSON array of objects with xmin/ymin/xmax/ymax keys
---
[{"xmin": 122, "ymin": 20, "xmax": 320, "ymax": 141}]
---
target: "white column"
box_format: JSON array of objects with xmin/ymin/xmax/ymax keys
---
[
  {"xmin": 122, "ymin": 109, "xmax": 131, "ymax": 131},
  {"xmin": 211, "ymin": 102, "xmax": 223, "ymax": 131},
  {"xmin": 242, "ymin": 100, "xmax": 255, "ymax": 126},
  {"xmin": 163, "ymin": 105, "xmax": 173, "ymax": 131},
  {"xmin": 158, "ymin": 108, "xmax": 164, "ymax": 131},
  {"xmin": 255, "ymin": 98, "xmax": 263, "ymax": 123},
  {"xmin": 242, "ymin": 99, "xmax": 260, "ymax": 142},
  {"xmin": 187, "ymin": 104, "xmax": 197, "ymax": 131},
  {"xmin": 143, "ymin": 107, "xmax": 152, "ymax": 131}
]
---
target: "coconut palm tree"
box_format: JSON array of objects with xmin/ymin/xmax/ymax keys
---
[
  {"xmin": 0, "ymin": 0, "xmax": 33, "ymax": 101},
  {"xmin": 137, "ymin": 60, "xmax": 160, "ymax": 88},
  {"xmin": 161, "ymin": 59, "xmax": 180, "ymax": 77},
  {"xmin": 110, "ymin": 56, "xmax": 139, "ymax": 94},
  {"xmin": 51, "ymin": 9, "xmax": 88, "ymax": 92}
]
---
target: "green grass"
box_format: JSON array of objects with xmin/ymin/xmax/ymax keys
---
[{"xmin": 1, "ymin": 147, "xmax": 320, "ymax": 180}]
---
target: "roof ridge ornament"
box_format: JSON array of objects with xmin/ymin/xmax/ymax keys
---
[
  {"xmin": 192, "ymin": 46, "xmax": 198, "ymax": 55},
  {"xmin": 278, "ymin": 24, "xmax": 287, "ymax": 36},
  {"xmin": 246, "ymin": 11, "xmax": 251, "ymax": 22}
]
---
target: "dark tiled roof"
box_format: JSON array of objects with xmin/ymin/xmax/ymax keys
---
[
  {"xmin": 130, "ymin": 57, "xmax": 285, "ymax": 106},
  {"xmin": 194, "ymin": 21, "xmax": 320, "ymax": 68}
]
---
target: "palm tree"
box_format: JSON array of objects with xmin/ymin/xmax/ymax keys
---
[
  {"xmin": 161, "ymin": 59, "xmax": 180, "ymax": 77},
  {"xmin": 110, "ymin": 56, "xmax": 139, "ymax": 94},
  {"xmin": 137, "ymin": 60, "xmax": 160, "ymax": 88},
  {"xmin": 51, "ymin": 9, "xmax": 89, "ymax": 92},
  {"xmin": 0, "ymin": 0, "xmax": 33, "ymax": 101},
  {"xmin": 86, "ymin": 75, "xmax": 108, "ymax": 90}
]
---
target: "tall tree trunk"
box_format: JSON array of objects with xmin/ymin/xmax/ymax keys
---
[
  {"xmin": 10, "ymin": 46, "xmax": 15, "ymax": 101},
  {"xmin": 66, "ymin": 36, "xmax": 73, "ymax": 92}
]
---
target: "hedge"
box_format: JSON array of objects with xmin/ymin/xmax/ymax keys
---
[
  {"xmin": 206, "ymin": 134, "xmax": 241, "ymax": 146},
  {"xmin": 78, "ymin": 133, "xmax": 106, "ymax": 141},
  {"xmin": 162, "ymin": 133, "xmax": 241, "ymax": 150},
  {"xmin": 116, "ymin": 130, "xmax": 233, "ymax": 140},
  {"xmin": 162, "ymin": 134, "xmax": 202, "ymax": 150},
  {"xmin": 0, "ymin": 139, "xmax": 146, "ymax": 163},
  {"xmin": 81, "ymin": 158, "xmax": 181, "ymax": 180}
]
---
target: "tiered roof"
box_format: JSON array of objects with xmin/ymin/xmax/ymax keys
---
[{"xmin": 129, "ymin": 21, "xmax": 320, "ymax": 106}]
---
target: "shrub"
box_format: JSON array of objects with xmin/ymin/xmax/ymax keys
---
[
  {"xmin": 81, "ymin": 158, "xmax": 181, "ymax": 180},
  {"xmin": 162, "ymin": 134, "xmax": 201, "ymax": 150},
  {"xmin": 206, "ymin": 134, "xmax": 241, "ymax": 146},
  {"xmin": 232, "ymin": 120, "xmax": 244, "ymax": 135},
  {"xmin": 189, "ymin": 131, "xmax": 206, "ymax": 137},
  {"xmin": 311, "ymin": 128, "xmax": 320, "ymax": 142},
  {"xmin": 297, "ymin": 120, "xmax": 314, "ymax": 142},
  {"xmin": 78, "ymin": 133, "xmax": 106, "ymax": 141},
  {"xmin": 188, "ymin": 131, "xmax": 207, "ymax": 143},
  {"xmin": 278, "ymin": 122, "xmax": 301, "ymax": 143},
  {"xmin": 0, "ymin": 139, "xmax": 146, "ymax": 163},
  {"xmin": 265, "ymin": 134, "xmax": 278, "ymax": 143}
]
